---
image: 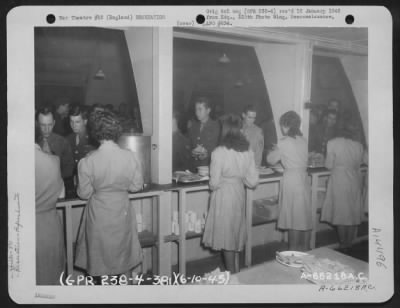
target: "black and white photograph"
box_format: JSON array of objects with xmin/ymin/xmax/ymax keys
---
[{"xmin": 7, "ymin": 6, "xmax": 393, "ymax": 304}]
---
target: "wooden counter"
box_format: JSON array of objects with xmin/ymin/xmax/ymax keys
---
[{"xmin": 56, "ymin": 166, "xmax": 368, "ymax": 278}]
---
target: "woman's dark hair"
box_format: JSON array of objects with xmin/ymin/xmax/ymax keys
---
[
  {"xmin": 336, "ymin": 116, "xmax": 361, "ymax": 142},
  {"xmin": 69, "ymin": 104, "xmax": 89, "ymax": 120},
  {"xmin": 89, "ymin": 109, "xmax": 122, "ymax": 142},
  {"xmin": 279, "ymin": 111, "xmax": 303, "ymax": 138},
  {"xmin": 219, "ymin": 114, "xmax": 249, "ymax": 152}
]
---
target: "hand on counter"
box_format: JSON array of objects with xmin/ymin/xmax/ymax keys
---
[{"xmin": 192, "ymin": 145, "xmax": 208, "ymax": 161}]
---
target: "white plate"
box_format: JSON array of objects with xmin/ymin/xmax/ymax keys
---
[
  {"xmin": 275, "ymin": 251, "xmax": 310, "ymax": 268},
  {"xmin": 258, "ymin": 167, "xmax": 275, "ymax": 175},
  {"xmin": 271, "ymin": 164, "xmax": 284, "ymax": 173}
]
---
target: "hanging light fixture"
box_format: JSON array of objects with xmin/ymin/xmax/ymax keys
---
[
  {"xmin": 93, "ymin": 39, "xmax": 106, "ymax": 80},
  {"xmin": 218, "ymin": 53, "xmax": 230, "ymax": 64},
  {"xmin": 94, "ymin": 69, "xmax": 105, "ymax": 80},
  {"xmin": 234, "ymin": 79, "xmax": 244, "ymax": 87}
]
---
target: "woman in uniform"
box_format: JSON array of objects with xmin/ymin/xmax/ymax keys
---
[
  {"xmin": 321, "ymin": 121, "xmax": 367, "ymax": 251},
  {"xmin": 202, "ymin": 114, "xmax": 259, "ymax": 273},
  {"xmin": 267, "ymin": 111, "xmax": 312, "ymax": 251},
  {"xmin": 74, "ymin": 109, "xmax": 144, "ymax": 284}
]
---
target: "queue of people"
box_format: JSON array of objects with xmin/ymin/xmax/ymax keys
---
[
  {"xmin": 173, "ymin": 98, "xmax": 367, "ymax": 272},
  {"xmin": 35, "ymin": 95, "xmax": 367, "ymax": 283},
  {"xmin": 35, "ymin": 106, "xmax": 145, "ymax": 285}
]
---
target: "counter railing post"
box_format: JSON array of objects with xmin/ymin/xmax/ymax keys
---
[
  {"xmin": 245, "ymin": 187, "xmax": 254, "ymax": 268},
  {"xmin": 64, "ymin": 204, "xmax": 74, "ymax": 277},
  {"xmin": 178, "ymin": 190, "xmax": 187, "ymax": 276},
  {"xmin": 151, "ymin": 196, "xmax": 159, "ymax": 275},
  {"xmin": 158, "ymin": 191, "xmax": 172, "ymax": 277},
  {"xmin": 310, "ymin": 173, "xmax": 319, "ymax": 249}
]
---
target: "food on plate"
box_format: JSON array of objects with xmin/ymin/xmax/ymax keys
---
[{"xmin": 276, "ymin": 251, "xmax": 315, "ymax": 266}]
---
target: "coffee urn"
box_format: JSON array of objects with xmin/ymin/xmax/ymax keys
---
[{"xmin": 118, "ymin": 133, "xmax": 151, "ymax": 187}]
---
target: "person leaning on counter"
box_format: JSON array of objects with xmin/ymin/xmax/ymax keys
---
[
  {"xmin": 36, "ymin": 106, "xmax": 74, "ymax": 180},
  {"xmin": 188, "ymin": 97, "xmax": 220, "ymax": 170}
]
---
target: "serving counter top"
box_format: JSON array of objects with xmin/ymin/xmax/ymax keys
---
[{"xmin": 58, "ymin": 166, "xmax": 366, "ymax": 203}]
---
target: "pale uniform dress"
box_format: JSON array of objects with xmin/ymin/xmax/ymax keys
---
[
  {"xmin": 321, "ymin": 137, "xmax": 366, "ymax": 225},
  {"xmin": 75, "ymin": 141, "xmax": 144, "ymax": 276},
  {"xmin": 35, "ymin": 145, "xmax": 65, "ymax": 285},
  {"xmin": 202, "ymin": 146, "xmax": 259, "ymax": 252},
  {"xmin": 267, "ymin": 136, "xmax": 312, "ymax": 230}
]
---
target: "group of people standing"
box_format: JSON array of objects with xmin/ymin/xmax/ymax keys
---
[
  {"xmin": 35, "ymin": 102, "xmax": 145, "ymax": 285},
  {"xmin": 174, "ymin": 97, "xmax": 367, "ymax": 274},
  {"xmin": 172, "ymin": 97, "xmax": 267, "ymax": 173},
  {"xmin": 35, "ymin": 95, "xmax": 367, "ymax": 284}
]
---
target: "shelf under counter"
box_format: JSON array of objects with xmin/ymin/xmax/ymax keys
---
[{"xmin": 56, "ymin": 186, "xmax": 168, "ymax": 277}]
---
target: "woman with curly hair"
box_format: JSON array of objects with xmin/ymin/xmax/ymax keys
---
[
  {"xmin": 267, "ymin": 111, "xmax": 312, "ymax": 251},
  {"xmin": 321, "ymin": 120, "xmax": 367, "ymax": 252},
  {"xmin": 74, "ymin": 109, "xmax": 144, "ymax": 284},
  {"xmin": 202, "ymin": 114, "xmax": 259, "ymax": 273}
]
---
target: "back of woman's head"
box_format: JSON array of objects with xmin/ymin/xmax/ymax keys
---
[
  {"xmin": 280, "ymin": 111, "xmax": 303, "ymax": 138},
  {"xmin": 336, "ymin": 118, "xmax": 362, "ymax": 142},
  {"xmin": 89, "ymin": 109, "xmax": 122, "ymax": 142},
  {"xmin": 219, "ymin": 114, "xmax": 249, "ymax": 152}
]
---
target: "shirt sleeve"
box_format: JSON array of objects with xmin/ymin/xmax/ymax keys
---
[
  {"xmin": 77, "ymin": 158, "xmax": 94, "ymax": 199},
  {"xmin": 255, "ymin": 131, "xmax": 264, "ymax": 167},
  {"xmin": 128, "ymin": 152, "xmax": 144, "ymax": 192},
  {"xmin": 267, "ymin": 142, "xmax": 282, "ymax": 165},
  {"xmin": 209, "ymin": 149, "xmax": 222, "ymax": 191},
  {"xmin": 53, "ymin": 155, "xmax": 64, "ymax": 198},
  {"xmin": 244, "ymin": 152, "xmax": 259, "ymax": 188},
  {"xmin": 61, "ymin": 138, "xmax": 75, "ymax": 178},
  {"xmin": 324, "ymin": 140, "xmax": 335, "ymax": 169}
]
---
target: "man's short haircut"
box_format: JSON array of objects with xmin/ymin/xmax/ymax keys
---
[
  {"xmin": 53, "ymin": 97, "xmax": 71, "ymax": 108},
  {"xmin": 36, "ymin": 105, "xmax": 54, "ymax": 121},
  {"xmin": 243, "ymin": 104, "xmax": 257, "ymax": 114},
  {"xmin": 69, "ymin": 104, "xmax": 89, "ymax": 120},
  {"xmin": 194, "ymin": 97, "xmax": 211, "ymax": 110},
  {"xmin": 327, "ymin": 99, "xmax": 341, "ymax": 108},
  {"xmin": 326, "ymin": 109, "xmax": 338, "ymax": 118}
]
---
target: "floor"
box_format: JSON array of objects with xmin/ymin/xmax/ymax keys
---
[
  {"xmin": 172, "ymin": 226, "xmax": 369, "ymax": 278},
  {"xmin": 70, "ymin": 225, "xmax": 369, "ymax": 284}
]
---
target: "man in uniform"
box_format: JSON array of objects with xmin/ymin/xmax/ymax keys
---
[
  {"xmin": 36, "ymin": 106, "xmax": 74, "ymax": 183},
  {"xmin": 188, "ymin": 97, "xmax": 220, "ymax": 171},
  {"xmin": 66, "ymin": 105, "xmax": 97, "ymax": 184},
  {"xmin": 241, "ymin": 105, "xmax": 264, "ymax": 167}
]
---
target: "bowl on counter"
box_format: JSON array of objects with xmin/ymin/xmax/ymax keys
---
[
  {"xmin": 270, "ymin": 164, "xmax": 284, "ymax": 173},
  {"xmin": 197, "ymin": 166, "xmax": 210, "ymax": 177}
]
